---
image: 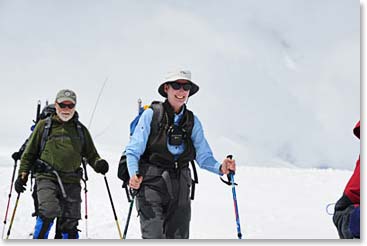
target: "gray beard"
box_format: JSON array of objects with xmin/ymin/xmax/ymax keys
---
[{"xmin": 56, "ymin": 111, "xmax": 74, "ymax": 122}]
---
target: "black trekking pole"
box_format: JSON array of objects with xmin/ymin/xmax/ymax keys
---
[
  {"xmin": 122, "ymin": 173, "xmax": 141, "ymax": 239},
  {"xmin": 35, "ymin": 100, "xmax": 41, "ymax": 124},
  {"xmin": 121, "ymin": 101, "xmax": 142, "ymax": 239},
  {"xmin": 220, "ymin": 155, "xmax": 243, "ymax": 239},
  {"xmin": 5, "ymin": 193, "xmax": 21, "ymax": 239},
  {"xmin": 122, "ymin": 189, "xmax": 138, "ymax": 239},
  {"xmin": 103, "ymin": 175, "xmax": 123, "ymax": 239}
]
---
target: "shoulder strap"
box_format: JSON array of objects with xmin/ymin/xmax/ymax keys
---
[
  {"xmin": 39, "ymin": 116, "xmax": 52, "ymax": 157},
  {"xmin": 75, "ymin": 120, "xmax": 86, "ymax": 157},
  {"xmin": 150, "ymin": 101, "xmax": 166, "ymax": 135},
  {"xmin": 74, "ymin": 119, "xmax": 89, "ymax": 182},
  {"xmin": 182, "ymin": 109, "xmax": 195, "ymax": 135},
  {"xmin": 76, "ymin": 121, "xmax": 88, "ymax": 182}
]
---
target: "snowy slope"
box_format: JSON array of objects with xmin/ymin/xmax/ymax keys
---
[{"xmin": 0, "ymin": 153, "xmax": 351, "ymax": 240}]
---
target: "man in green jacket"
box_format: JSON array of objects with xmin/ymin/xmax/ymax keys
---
[{"xmin": 14, "ymin": 89, "xmax": 109, "ymax": 239}]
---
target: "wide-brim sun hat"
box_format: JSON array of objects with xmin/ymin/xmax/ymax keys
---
[{"xmin": 158, "ymin": 70, "xmax": 199, "ymax": 98}]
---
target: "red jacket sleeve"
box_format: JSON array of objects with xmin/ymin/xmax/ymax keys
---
[{"xmin": 343, "ymin": 157, "xmax": 360, "ymax": 204}]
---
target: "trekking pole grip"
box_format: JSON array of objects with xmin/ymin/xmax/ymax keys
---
[
  {"xmin": 226, "ymin": 154, "xmax": 235, "ymax": 176},
  {"xmin": 220, "ymin": 155, "xmax": 237, "ymax": 186},
  {"xmin": 130, "ymin": 172, "xmax": 142, "ymax": 198},
  {"xmin": 226, "ymin": 155, "xmax": 236, "ymax": 184}
]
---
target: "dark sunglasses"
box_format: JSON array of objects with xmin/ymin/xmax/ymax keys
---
[
  {"xmin": 58, "ymin": 102, "xmax": 75, "ymax": 109},
  {"xmin": 169, "ymin": 82, "xmax": 192, "ymax": 91}
]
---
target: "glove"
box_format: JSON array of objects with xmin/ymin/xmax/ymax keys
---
[
  {"xmin": 94, "ymin": 159, "xmax": 109, "ymax": 175},
  {"xmin": 12, "ymin": 151, "xmax": 21, "ymax": 161},
  {"xmin": 14, "ymin": 174, "xmax": 28, "ymax": 193}
]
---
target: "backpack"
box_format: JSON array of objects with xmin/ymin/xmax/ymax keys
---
[{"xmin": 117, "ymin": 101, "xmax": 199, "ymax": 202}]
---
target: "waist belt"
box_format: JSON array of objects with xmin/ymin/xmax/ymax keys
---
[
  {"xmin": 35, "ymin": 159, "xmax": 67, "ymax": 199},
  {"xmin": 141, "ymin": 162, "xmax": 198, "ymax": 200}
]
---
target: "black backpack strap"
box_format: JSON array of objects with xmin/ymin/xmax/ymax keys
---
[
  {"xmin": 75, "ymin": 120, "xmax": 86, "ymax": 155},
  {"xmin": 190, "ymin": 160, "xmax": 198, "ymax": 200},
  {"xmin": 150, "ymin": 101, "xmax": 166, "ymax": 135},
  {"xmin": 75, "ymin": 120, "xmax": 88, "ymax": 181},
  {"xmin": 39, "ymin": 116, "xmax": 52, "ymax": 155}
]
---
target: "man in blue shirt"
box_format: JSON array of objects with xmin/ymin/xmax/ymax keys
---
[{"xmin": 125, "ymin": 69, "xmax": 236, "ymax": 239}]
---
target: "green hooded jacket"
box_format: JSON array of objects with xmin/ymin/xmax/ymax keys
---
[{"xmin": 19, "ymin": 114, "xmax": 101, "ymax": 183}]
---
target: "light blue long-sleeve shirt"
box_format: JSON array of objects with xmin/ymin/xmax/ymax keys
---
[{"xmin": 125, "ymin": 106, "xmax": 222, "ymax": 177}]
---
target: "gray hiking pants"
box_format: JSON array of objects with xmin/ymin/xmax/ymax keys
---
[
  {"xmin": 36, "ymin": 178, "xmax": 82, "ymax": 233},
  {"xmin": 135, "ymin": 165, "xmax": 192, "ymax": 239}
]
